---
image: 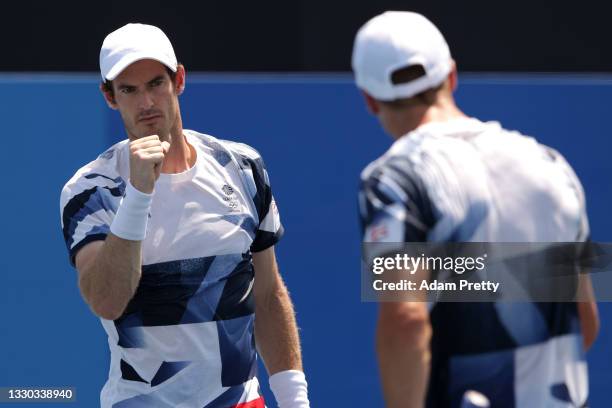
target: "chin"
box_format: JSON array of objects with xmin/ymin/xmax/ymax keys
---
[{"xmin": 139, "ymin": 125, "xmax": 165, "ymax": 138}]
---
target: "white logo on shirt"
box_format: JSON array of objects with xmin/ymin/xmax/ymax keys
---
[{"xmin": 222, "ymin": 184, "xmax": 240, "ymax": 212}]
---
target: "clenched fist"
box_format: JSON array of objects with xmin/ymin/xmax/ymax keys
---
[{"xmin": 129, "ymin": 135, "xmax": 170, "ymax": 194}]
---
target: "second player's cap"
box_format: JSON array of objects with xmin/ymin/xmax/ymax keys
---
[
  {"xmin": 351, "ymin": 11, "xmax": 452, "ymax": 101},
  {"xmin": 100, "ymin": 23, "xmax": 178, "ymax": 81}
]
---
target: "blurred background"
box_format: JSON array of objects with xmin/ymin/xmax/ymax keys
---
[{"xmin": 0, "ymin": 1, "xmax": 610, "ymax": 406}]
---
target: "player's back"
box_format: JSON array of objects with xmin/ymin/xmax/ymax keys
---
[
  {"xmin": 361, "ymin": 117, "xmax": 589, "ymax": 407},
  {"xmin": 396, "ymin": 117, "xmax": 587, "ymax": 244}
]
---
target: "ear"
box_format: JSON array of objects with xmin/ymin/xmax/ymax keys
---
[
  {"xmin": 175, "ymin": 64, "xmax": 186, "ymax": 95},
  {"xmin": 99, "ymin": 83, "xmax": 118, "ymax": 110},
  {"xmin": 448, "ymin": 60, "xmax": 459, "ymax": 92},
  {"xmin": 362, "ymin": 91, "xmax": 380, "ymax": 115}
]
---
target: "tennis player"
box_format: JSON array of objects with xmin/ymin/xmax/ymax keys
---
[
  {"xmin": 60, "ymin": 23, "xmax": 310, "ymax": 408},
  {"xmin": 353, "ymin": 11, "xmax": 599, "ymax": 408}
]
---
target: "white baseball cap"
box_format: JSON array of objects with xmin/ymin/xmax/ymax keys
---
[
  {"xmin": 99, "ymin": 23, "xmax": 178, "ymax": 81},
  {"xmin": 351, "ymin": 11, "xmax": 452, "ymax": 101}
]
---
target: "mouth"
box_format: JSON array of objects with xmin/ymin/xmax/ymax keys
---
[{"xmin": 138, "ymin": 114, "xmax": 162, "ymax": 123}]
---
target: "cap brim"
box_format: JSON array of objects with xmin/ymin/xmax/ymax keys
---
[{"xmin": 103, "ymin": 52, "xmax": 177, "ymax": 81}]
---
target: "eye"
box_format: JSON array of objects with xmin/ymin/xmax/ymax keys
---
[
  {"xmin": 120, "ymin": 86, "xmax": 135, "ymax": 94},
  {"xmin": 151, "ymin": 78, "xmax": 164, "ymax": 87}
]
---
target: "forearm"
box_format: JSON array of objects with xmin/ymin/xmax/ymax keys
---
[
  {"xmin": 255, "ymin": 281, "xmax": 303, "ymax": 374},
  {"xmin": 252, "ymin": 247, "xmax": 309, "ymax": 407},
  {"xmin": 577, "ymin": 273, "xmax": 599, "ymax": 350},
  {"xmin": 578, "ymin": 300, "xmax": 599, "ymax": 350},
  {"xmin": 79, "ymin": 234, "xmax": 142, "ymax": 320},
  {"xmin": 377, "ymin": 303, "xmax": 431, "ymax": 408}
]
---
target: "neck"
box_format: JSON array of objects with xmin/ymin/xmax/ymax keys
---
[
  {"xmin": 389, "ymin": 99, "xmax": 467, "ymax": 140},
  {"xmin": 162, "ymin": 117, "xmax": 196, "ymax": 173}
]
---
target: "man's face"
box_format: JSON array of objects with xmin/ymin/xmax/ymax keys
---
[{"xmin": 106, "ymin": 59, "xmax": 182, "ymax": 141}]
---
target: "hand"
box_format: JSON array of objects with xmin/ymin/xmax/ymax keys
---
[{"xmin": 128, "ymin": 135, "xmax": 170, "ymax": 194}]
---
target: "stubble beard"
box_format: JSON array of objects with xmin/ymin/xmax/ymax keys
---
[{"xmin": 126, "ymin": 116, "xmax": 172, "ymax": 141}]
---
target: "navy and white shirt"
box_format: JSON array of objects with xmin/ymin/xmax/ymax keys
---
[
  {"xmin": 61, "ymin": 130, "xmax": 282, "ymax": 408},
  {"xmin": 359, "ymin": 118, "xmax": 589, "ymax": 408}
]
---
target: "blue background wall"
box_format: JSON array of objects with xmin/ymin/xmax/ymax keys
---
[{"xmin": 1, "ymin": 74, "xmax": 610, "ymax": 407}]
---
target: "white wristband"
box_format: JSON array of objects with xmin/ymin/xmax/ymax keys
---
[
  {"xmin": 110, "ymin": 181, "xmax": 153, "ymax": 241},
  {"xmin": 269, "ymin": 370, "xmax": 310, "ymax": 408}
]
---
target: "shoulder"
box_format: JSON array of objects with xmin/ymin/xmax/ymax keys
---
[
  {"xmin": 359, "ymin": 146, "xmax": 432, "ymax": 223},
  {"xmin": 537, "ymin": 142, "xmax": 586, "ymax": 199},
  {"xmin": 60, "ymin": 140, "xmax": 128, "ymax": 208},
  {"xmin": 185, "ymin": 130, "xmax": 266, "ymax": 168},
  {"xmin": 360, "ymin": 135, "xmax": 425, "ymax": 188},
  {"xmin": 222, "ymin": 140, "xmax": 263, "ymax": 161}
]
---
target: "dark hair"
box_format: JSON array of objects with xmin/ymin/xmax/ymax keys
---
[
  {"xmin": 382, "ymin": 64, "xmax": 444, "ymax": 108},
  {"xmin": 101, "ymin": 64, "xmax": 179, "ymax": 96}
]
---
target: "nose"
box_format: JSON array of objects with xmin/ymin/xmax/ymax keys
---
[{"xmin": 138, "ymin": 89, "xmax": 155, "ymax": 110}]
